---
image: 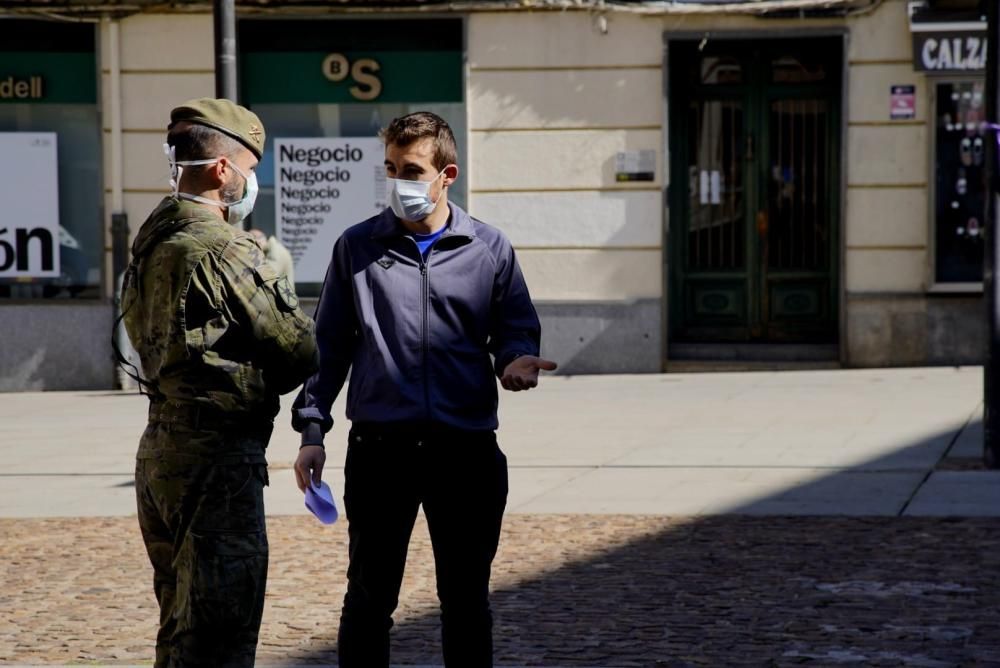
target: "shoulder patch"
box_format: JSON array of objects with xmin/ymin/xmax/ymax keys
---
[
  {"xmin": 275, "ymin": 276, "xmax": 299, "ymax": 311},
  {"xmin": 376, "ymin": 256, "xmax": 396, "ymax": 270}
]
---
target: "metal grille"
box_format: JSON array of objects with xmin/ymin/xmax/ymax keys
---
[
  {"xmin": 766, "ymin": 99, "xmax": 829, "ymax": 271},
  {"xmin": 687, "ymin": 99, "xmax": 745, "ymax": 271}
]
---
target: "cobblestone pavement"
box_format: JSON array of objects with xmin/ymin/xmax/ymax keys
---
[{"xmin": 2, "ymin": 514, "xmax": 999, "ymax": 667}]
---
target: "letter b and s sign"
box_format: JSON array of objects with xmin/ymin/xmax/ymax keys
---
[{"xmin": 322, "ymin": 53, "xmax": 382, "ymax": 102}]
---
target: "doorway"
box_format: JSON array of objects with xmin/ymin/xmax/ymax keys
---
[{"xmin": 667, "ymin": 38, "xmax": 842, "ymax": 350}]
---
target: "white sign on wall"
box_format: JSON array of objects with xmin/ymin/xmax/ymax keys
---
[
  {"xmin": 0, "ymin": 132, "xmax": 60, "ymax": 277},
  {"xmin": 275, "ymin": 137, "xmax": 385, "ymax": 283}
]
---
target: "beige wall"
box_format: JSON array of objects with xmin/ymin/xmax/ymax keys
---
[
  {"xmin": 99, "ymin": 2, "xmax": 932, "ymax": 312},
  {"xmin": 468, "ymin": 12, "xmax": 664, "ymax": 303},
  {"xmin": 469, "ymin": 3, "xmax": 929, "ymax": 305},
  {"xmin": 844, "ymin": 0, "xmax": 930, "ymax": 294},
  {"xmin": 100, "ymin": 13, "xmax": 214, "ymax": 296}
]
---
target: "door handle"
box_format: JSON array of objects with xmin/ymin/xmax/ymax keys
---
[{"xmin": 756, "ymin": 210, "xmax": 769, "ymax": 236}]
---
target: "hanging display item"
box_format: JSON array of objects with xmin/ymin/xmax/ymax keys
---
[{"xmin": 934, "ymin": 81, "xmax": 985, "ymax": 283}]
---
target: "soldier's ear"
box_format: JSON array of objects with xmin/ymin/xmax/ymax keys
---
[{"xmin": 205, "ymin": 158, "xmax": 228, "ymax": 189}]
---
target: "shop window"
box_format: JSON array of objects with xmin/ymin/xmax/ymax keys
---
[
  {"xmin": 934, "ymin": 80, "xmax": 985, "ymax": 284},
  {"xmin": 0, "ymin": 20, "xmax": 101, "ymax": 299},
  {"xmin": 238, "ymin": 19, "xmax": 465, "ymax": 297}
]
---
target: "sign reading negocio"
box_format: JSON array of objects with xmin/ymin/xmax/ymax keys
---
[{"xmin": 275, "ymin": 137, "xmax": 385, "ymax": 283}]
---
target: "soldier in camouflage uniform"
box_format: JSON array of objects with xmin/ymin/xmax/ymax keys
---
[{"xmin": 119, "ymin": 98, "xmax": 318, "ymax": 667}]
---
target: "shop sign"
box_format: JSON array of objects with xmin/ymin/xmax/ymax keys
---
[
  {"xmin": 0, "ymin": 52, "xmax": 96, "ymax": 104},
  {"xmin": 0, "ymin": 76, "xmax": 44, "ymax": 100},
  {"xmin": 242, "ymin": 51, "xmax": 463, "ymax": 104},
  {"xmin": 321, "ymin": 53, "xmax": 382, "ymax": 101},
  {"xmin": 0, "ymin": 133, "xmax": 61, "ymax": 278},
  {"xmin": 275, "ymin": 137, "xmax": 385, "ymax": 282},
  {"xmin": 912, "ymin": 32, "xmax": 987, "ymax": 73},
  {"xmin": 615, "ymin": 150, "xmax": 656, "ymax": 182}
]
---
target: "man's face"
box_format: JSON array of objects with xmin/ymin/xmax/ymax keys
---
[
  {"xmin": 219, "ymin": 146, "xmax": 259, "ymax": 202},
  {"xmin": 384, "ymin": 137, "xmax": 456, "ymax": 205}
]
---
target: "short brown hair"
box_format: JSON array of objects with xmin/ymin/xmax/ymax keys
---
[
  {"xmin": 167, "ymin": 122, "xmax": 244, "ymax": 171},
  {"xmin": 380, "ymin": 112, "xmax": 458, "ymax": 171}
]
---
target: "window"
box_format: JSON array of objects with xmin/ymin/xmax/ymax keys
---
[
  {"xmin": 0, "ymin": 20, "xmax": 101, "ymax": 299},
  {"xmin": 239, "ymin": 18, "xmax": 466, "ymax": 297},
  {"xmin": 933, "ymin": 80, "xmax": 985, "ymax": 284}
]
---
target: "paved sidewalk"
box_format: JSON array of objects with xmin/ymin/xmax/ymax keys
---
[
  {"xmin": 0, "ymin": 366, "xmax": 996, "ymax": 518},
  {"xmin": 2, "ymin": 514, "xmax": 999, "ymax": 666},
  {"xmin": 2, "ymin": 367, "xmax": 1000, "ymax": 666}
]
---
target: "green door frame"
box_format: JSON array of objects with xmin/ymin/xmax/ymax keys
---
[{"xmin": 664, "ymin": 32, "xmax": 847, "ymax": 357}]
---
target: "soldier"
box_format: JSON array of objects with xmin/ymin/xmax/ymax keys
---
[{"xmin": 118, "ymin": 98, "xmax": 318, "ymax": 667}]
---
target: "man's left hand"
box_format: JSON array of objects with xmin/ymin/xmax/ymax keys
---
[
  {"xmin": 294, "ymin": 445, "xmax": 326, "ymax": 492},
  {"xmin": 501, "ymin": 355, "xmax": 558, "ymax": 392}
]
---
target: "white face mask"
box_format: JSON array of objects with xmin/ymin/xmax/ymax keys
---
[
  {"xmin": 387, "ymin": 170, "xmax": 445, "ymax": 222},
  {"xmin": 164, "ymin": 143, "xmax": 259, "ymax": 226}
]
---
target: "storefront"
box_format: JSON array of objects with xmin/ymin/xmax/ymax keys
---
[
  {"xmin": 237, "ymin": 17, "xmax": 466, "ymax": 294},
  {"xmin": 0, "ymin": 19, "xmax": 107, "ymax": 390},
  {"xmin": 911, "ymin": 5, "xmax": 987, "ymax": 287},
  {"xmin": 890, "ymin": 0, "xmax": 988, "ymax": 366},
  {"xmin": 0, "ymin": 0, "xmax": 990, "ymax": 390}
]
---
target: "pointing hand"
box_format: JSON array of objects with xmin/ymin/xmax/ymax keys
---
[{"xmin": 501, "ymin": 355, "xmax": 558, "ymax": 392}]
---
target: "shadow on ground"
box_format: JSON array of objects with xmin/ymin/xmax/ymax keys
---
[{"xmin": 284, "ymin": 424, "xmax": 1000, "ymax": 667}]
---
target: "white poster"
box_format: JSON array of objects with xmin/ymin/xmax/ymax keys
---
[
  {"xmin": 0, "ymin": 132, "xmax": 60, "ymax": 278},
  {"xmin": 275, "ymin": 137, "xmax": 385, "ymax": 283}
]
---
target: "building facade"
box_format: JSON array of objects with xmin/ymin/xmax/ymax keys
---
[{"xmin": 0, "ymin": 0, "xmax": 986, "ymax": 390}]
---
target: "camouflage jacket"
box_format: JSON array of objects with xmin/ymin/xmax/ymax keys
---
[{"xmin": 122, "ymin": 196, "xmax": 318, "ymax": 423}]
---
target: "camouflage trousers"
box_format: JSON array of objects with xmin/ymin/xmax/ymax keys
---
[{"xmin": 135, "ymin": 421, "xmax": 270, "ymax": 668}]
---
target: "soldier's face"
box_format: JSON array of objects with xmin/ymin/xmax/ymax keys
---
[{"xmin": 220, "ymin": 147, "xmax": 259, "ymax": 202}]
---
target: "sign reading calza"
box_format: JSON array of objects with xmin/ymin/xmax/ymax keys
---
[
  {"xmin": 0, "ymin": 132, "xmax": 60, "ymax": 278},
  {"xmin": 912, "ymin": 32, "xmax": 987, "ymax": 73},
  {"xmin": 275, "ymin": 137, "xmax": 385, "ymax": 283}
]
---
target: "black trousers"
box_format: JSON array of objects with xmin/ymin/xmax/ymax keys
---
[{"xmin": 337, "ymin": 423, "xmax": 509, "ymax": 668}]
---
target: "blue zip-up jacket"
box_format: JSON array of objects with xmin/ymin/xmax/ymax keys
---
[{"xmin": 292, "ymin": 203, "xmax": 541, "ymax": 444}]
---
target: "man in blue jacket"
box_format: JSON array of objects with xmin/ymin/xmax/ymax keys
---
[{"xmin": 292, "ymin": 112, "xmax": 556, "ymax": 667}]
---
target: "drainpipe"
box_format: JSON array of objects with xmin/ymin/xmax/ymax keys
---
[
  {"xmin": 106, "ymin": 15, "xmax": 129, "ymax": 283},
  {"xmin": 105, "ymin": 15, "xmax": 133, "ymax": 390},
  {"xmin": 107, "ymin": 16, "xmax": 123, "ymax": 218},
  {"xmin": 214, "ymin": 0, "xmax": 238, "ymax": 101}
]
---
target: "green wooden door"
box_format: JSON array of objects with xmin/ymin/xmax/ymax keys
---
[{"xmin": 668, "ymin": 39, "xmax": 841, "ymax": 343}]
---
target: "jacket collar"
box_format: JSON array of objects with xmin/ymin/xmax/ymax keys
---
[{"xmin": 371, "ymin": 202, "xmax": 477, "ymax": 241}]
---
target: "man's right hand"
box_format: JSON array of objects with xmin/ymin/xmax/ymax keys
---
[{"xmin": 294, "ymin": 445, "xmax": 326, "ymax": 492}]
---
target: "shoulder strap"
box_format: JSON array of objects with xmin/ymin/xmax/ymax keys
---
[{"xmin": 112, "ymin": 262, "xmax": 160, "ymax": 396}]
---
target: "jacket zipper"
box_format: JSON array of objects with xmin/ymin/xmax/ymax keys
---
[{"xmin": 420, "ymin": 261, "xmax": 431, "ymax": 420}]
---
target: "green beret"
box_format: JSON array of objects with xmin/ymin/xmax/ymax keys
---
[{"xmin": 169, "ymin": 98, "xmax": 265, "ymax": 159}]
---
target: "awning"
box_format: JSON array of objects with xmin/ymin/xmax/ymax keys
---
[{"xmin": 0, "ymin": 0, "xmax": 880, "ymax": 20}]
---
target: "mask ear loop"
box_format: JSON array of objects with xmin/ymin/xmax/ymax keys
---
[
  {"xmin": 164, "ymin": 143, "xmax": 224, "ymax": 196},
  {"xmin": 164, "ymin": 143, "xmax": 181, "ymax": 196},
  {"xmin": 431, "ymin": 169, "xmax": 448, "ymax": 207}
]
